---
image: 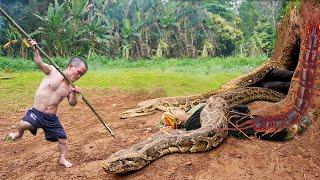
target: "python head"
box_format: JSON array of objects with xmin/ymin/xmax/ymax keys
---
[
  {"xmin": 119, "ymin": 110, "xmax": 134, "ymax": 119},
  {"xmin": 103, "ymin": 150, "xmax": 150, "ymax": 174},
  {"xmin": 120, "ymin": 105, "xmax": 156, "ymax": 119}
]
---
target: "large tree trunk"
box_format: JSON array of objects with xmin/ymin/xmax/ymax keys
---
[
  {"xmin": 226, "ymin": 0, "xmax": 320, "ymax": 137},
  {"xmin": 258, "ymin": 2, "xmax": 318, "ymax": 98},
  {"xmin": 271, "ymin": 4, "xmax": 301, "ymax": 70}
]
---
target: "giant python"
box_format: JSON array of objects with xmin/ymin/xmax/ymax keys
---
[{"xmin": 104, "ymin": 1, "xmax": 320, "ymax": 174}]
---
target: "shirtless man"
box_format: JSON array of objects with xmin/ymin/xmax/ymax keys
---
[{"xmin": 7, "ymin": 40, "xmax": 88, "ymax": 168}]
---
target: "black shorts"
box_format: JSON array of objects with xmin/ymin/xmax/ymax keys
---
[{"xmin": 22, "ymin": 108, "xmax": 67, "ymax": 142}]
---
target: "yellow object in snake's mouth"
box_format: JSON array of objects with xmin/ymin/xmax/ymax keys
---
[{"xmin": 161, "ymin": 112, "xmax": 177, "ymax": 129}]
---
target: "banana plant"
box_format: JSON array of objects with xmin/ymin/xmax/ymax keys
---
[
  {"xmin": 33, "ymin": 0, "xmax": 68, "ymax": 56},
  {"xmin": 82, "ymin": 15, "xmax": 114, "ymax": 58},
  {"xmin": 120, "ymin": 17, "xmax": 141, "ymax": 59},
  {"xmin": 201, "ymin": 40, "xmax": 214, "ymax": 58},
  {"xmin": 155, "ymin": 38, "xmax": 168, "ymax": 59},
  {"xmin": 3, "ymin": 25, "xmax": 18, "ymax": 57},
  {"xmin": 121, "ymin": 44, "xmax": 131, "ymax": 60},
  {"xmin": 2, "ymin": 24, "xmax": 29, "ymax": 57},
  {"xmin": 70, "ymin": 0, "xmax": 88, "ymax": 19},
  {"xmin": 156, "ymin": 0, "xmax": 176, "ymax": 57}
]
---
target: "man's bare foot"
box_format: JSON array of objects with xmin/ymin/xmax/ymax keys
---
[
  {"xmin": 59, "ymin": 156, "xmax": 73, "ymax": 168},
  {"xmin": 7, "ymin": 132, "xmax": 19, "ymax": 141}
]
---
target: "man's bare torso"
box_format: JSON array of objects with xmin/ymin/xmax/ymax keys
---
[{"xmin": 33, "ymin": 66, "xmax": 71, "ymax": 114}]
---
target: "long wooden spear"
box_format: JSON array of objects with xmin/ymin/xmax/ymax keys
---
[{"xmin": 0, "ymin": 6, "xmax": 115, "ymax": 138}]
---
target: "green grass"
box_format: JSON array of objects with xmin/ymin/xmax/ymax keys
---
[
  {"xmin": 0, "ymin": 56, "xmax": 265, "ymax": 112},
  {"xmin": 0, "ymin": 56, "xmax": 70, "ymax": 72},
  {"xmin": 95, "ymin": 56, "xmax": 266, "ymax": 74},
  {"xmin": 1, "ymin": 56, "xmax": 266, "ymax": 73},
  {"xmin": 78, "ymin": 69, "xmax": 242, "ymax": 96},
  {"xmin": 0, "ymin": 72, "xmax": 42, "ymax": 112}
]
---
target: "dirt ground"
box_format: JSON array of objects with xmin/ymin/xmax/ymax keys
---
[{"xmin": 0, "ymin": 89, "xmax": 319, "ymax": 180}]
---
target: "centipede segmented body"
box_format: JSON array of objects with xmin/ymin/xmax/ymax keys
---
[{"xmin": 235, "ymin": 5, "xmax": 320, "ymax": 136}]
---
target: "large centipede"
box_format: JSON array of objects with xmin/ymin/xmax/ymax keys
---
[{"xmin": 235, "ymin": 3, "xmax": 320, "ymax": 136}]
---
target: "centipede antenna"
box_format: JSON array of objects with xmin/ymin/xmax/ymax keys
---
[
  {"xmin": 229, "ymin": 110, "xmax": 254, "ymax": 118},
  {"xmin": 228, "ymin": 121, "xmax": 252, "ymax": 141}
]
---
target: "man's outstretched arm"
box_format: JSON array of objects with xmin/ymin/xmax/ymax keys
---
[{"xmin": 29, "ymin": 40, "xmax": 52, "ymax": 75}]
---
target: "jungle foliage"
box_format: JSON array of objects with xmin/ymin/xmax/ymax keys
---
[{"xmin": 0, "ymin": 0, "xmax": 289, "ymax": 60}]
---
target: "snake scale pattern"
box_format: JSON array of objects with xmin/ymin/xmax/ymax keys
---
[{"xmin": 104, "ymin": 88, "xmax": 285, "ymax": 173}]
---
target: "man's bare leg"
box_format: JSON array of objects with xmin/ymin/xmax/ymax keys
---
[
  {"xmin": 58, "ymin": 139, "xmax": 73, "ymax": 168},
  {"xmin": 7, "ymin": 121, "xmax": 33, "ymax": 141}
]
